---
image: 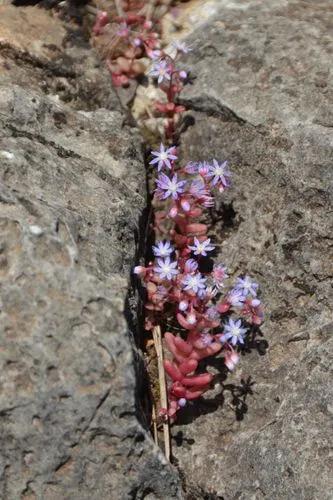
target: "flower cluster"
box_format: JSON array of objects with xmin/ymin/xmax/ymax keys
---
[{"xmin": 134, "ymin": 148, "xmax": 264, "ymax": 421}]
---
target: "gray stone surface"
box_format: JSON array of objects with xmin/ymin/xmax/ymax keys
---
[
  {"xmin": 0, "ymin": 6, "xmax": 183, "ymax": 499},
  {"xmin": 171, "ymin": 0, "xmax": 333, "ymax": 498}
]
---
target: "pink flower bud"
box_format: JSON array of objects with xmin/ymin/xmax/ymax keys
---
[
  {"xmin": 224, "ymin": 351, "xmax": 240, "ymax": 371},
  {"xmin": 198, "ymin": 163, "xmax": 210, "ymax": 177},
  {"xmin": 133, "ymin": 38, "xmax": 142, "ymax": 46},
  {"xmin": 169, "ymin": 206, "xmax": 178, "ymax": 218},
  {"xmin": 179, "ymin": 300, "xmax": 188, "ymax": 311},
  {"xmin": 251, "ymin": 298, "xmax": 261, "ymax": 307},
  {"xmin": 179, "ymin": 70, "xmax": 187, "ymax": 79},
  {"xmin": 186, "ymin": 313, "xmax": 197, "ymax": 325},
  {"xmin": 144, "ymin": 20, "xmax": 153, "ymax": 29},
  {"xmin": 178, "ymin": 398, "xmax": 187, "ymax": 407},
  {"xmin": 181, "ymin": 199, "xmax": 191, "ymax": 212},
  {"xmin": 133, "ymin": 265, "xmax": 146, "ymax": 276},
  {"xmin": 184, "ymin": 259, "xmax": 198, "ymax": 273}
]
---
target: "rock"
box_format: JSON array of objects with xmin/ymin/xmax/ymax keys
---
[
  {"xmin": 170, "ymin": 1, "xmax": 333, "ymax": 498},
  {"xmin": 0, "ymin": 6, "xmax": 183, "ymax": 499},
  {"xmin": 0, "ymin": 5, "xmax": 122, "ymax": 112}
]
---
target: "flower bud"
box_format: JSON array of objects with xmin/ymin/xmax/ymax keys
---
[
  {"xmin": 184, "ymin": 258, "xmax": 198, "ymax": 273},
  {"xmin": 179, "ymin": 300, "xmax": 188, "ymax": 312},
  {"xmin": 178, "ymin": 398, "xmax": 187, "ymax": 407},
  {"xmin": 169, "ymin": 206, "xmax": 178, "ymax": 218},
  {"xmin": 133, "ymin": 266, "xmax": 146, "ymax": 276},
  {"xmin": 187, "ymin": 313, "xmax": 197, "ymax": 325},
  {"xmin": 144, "ymin": 20, "xmax": 153, "ymax": 29},
  {"xmin": 181, "ymin": 199, "xmax": 191, "ymax": 212},
  {"xmin": 224, "ymin": 351, "xmax": 240, "ymax": 371}
]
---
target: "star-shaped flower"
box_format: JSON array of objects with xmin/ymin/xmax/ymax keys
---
[
  {"xmin": 149, "ymin": 144, "xmax": 177, "ymax": 171},
  {"xmin": 227, "ymin": 289, "xmax": 246, "ymax": 308},
  {"xmin": 172, "ymin": 41, "xmax": 192, "ymax": 54},
  {"xmin": 234, "ymin": 275, "xmax": 259, "ymax": 297},
  {"xmin": 182, "ymin": 273, "xmax": 207, "ymax": 294},
  {"xmin": 188, "ymin": 237, "xmax": 215, "ymax": 256},
  {"xmin": 223, "ymin": 318, "xmax": 248, "ymax": 346},
  {"xmin": 152, "ymin": 240, "xmax": 174, "ymax": 258},
  {"xmin": 212, "ymin": 264, "xmax": 228, "ymax": 289},
  {"xmin": 208, "ymin": 159, "xmax": 231, "ymax": 189},
  {"xmin": 155, "ymin": 173, "xmax": 186, "ymax": 200},
  {"xmin": 154, "ymin": 257, "xmax": 178, "ymax": 280},
  {"xmin": 149, "ymin": 59, "xmax": 172, "ymax": 84}
]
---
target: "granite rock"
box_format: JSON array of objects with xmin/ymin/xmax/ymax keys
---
[
  {"xmin": 171, "ymin": 1, "xmax": 333, "ymax": 498},
  {"xmin": 0, "ymin": 6, "xmax": 183, "ymax": 499}
]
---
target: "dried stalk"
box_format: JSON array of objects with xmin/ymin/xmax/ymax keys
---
[
  {"xmin": 114, "ymin": 0, "xmax": 125, "ymax": 17},
  {"xmin": 152, "ymin": 325, "xmax": 171, "ymax": 461},
  {"xmin": 151, "ymin": 403, "xmax": 159, "ymax": 445}
]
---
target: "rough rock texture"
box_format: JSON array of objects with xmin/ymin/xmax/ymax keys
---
[
  {"xmin": 0, "ymin": 6, "xmax": 183, "ymax": 499},
  {"xmin": 170, "ymin": 1, "xmax": 333, "ymax": 499}
]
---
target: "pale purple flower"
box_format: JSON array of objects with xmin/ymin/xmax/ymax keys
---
[
  {"xmin": 150, "ymin": 143, "xmax": 177, "ymax": 171},
  {"xmin": 154, "ymin": 257, "xmax": 178, "ymax": 280},
  {"xmin": 188, "ymin": 237, "xmax": 215, "ymax": 256},
  {"xmin": 189, "ymin": 179, "xmax": 208, "ymax": 199},
  {"xmin": 152, "ymin": 240, "xmax": 174, "ymax": 258},
  {"xmin": 227, "ymin": 288, "xmax": 246, "ymax": 307},
  {"xmin": 148, "ymin": 49, "xmax": 162, "ymax": 60},
  {"xmin": 200, "ymin": 333, "xmax": 213, "ymax": 346},
  {"xmin": 197, "ymin": 288, "xmax": 207, "ymax": 300},
  {"xmin": 182, "ymin": 273, "xmax": 207, "ymax": 294},
  {"xmin": 206, "ymin": 306, "xmax": 220, "ymax": 321},
  {"xmin": 235, "ymin": 275, "xmax": 259, "ymax": 297},
  {"xmin": 172, "ymin": 40, "xmax": 192, "ymax": 54},
  {"xmin": 149, "ymin": 59, "xmax": 172, "ymax": 84},
  {"xmin": 155, "ymin": 173, "xmax": 186, "ymax": 200},
  {"xmin": 208, "ymin": 159, "xmax": 231, "ymax": 188},
  {"xmin": 212, "ymin": 264, "xmax": 228, "ymax": 289},
  {"xmin": 184, "ymin": 258, "xmax": 198, "ymax": 273},
  {"xmin": 184, "ymin": 162, "xmax": 199, "ymax": 174},
  {"xmin": 133, "ymin": 37, "xmax": 142, "ymax": 47},
  {"xmin": 156, "ymin": 285, "xmax": 168, "ymax": 298},
  {"xmin": 223, "ymin": 318, "xmax": 248, "ymax": 346}
]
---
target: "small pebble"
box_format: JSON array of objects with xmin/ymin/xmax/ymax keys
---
[
  {"xmin": 0, "ymin": 151, "xmax": 14, "ymax": 160},
  {"xmin": 29, "ymin": 225, "xmax": 43, "ymax": 236}
]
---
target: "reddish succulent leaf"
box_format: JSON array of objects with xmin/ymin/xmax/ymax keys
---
[
  {"xmin": 181, "ymin": 372, "xmax": 213, "ymax": 387},
  {"xmin": 164, "ymin": 359, "xmax": 183, "ymax": 382},
  {"xmin": 173, "ymin": 336, "xmax": 193, "ymax": 355},
  {"xmin": 179, "ymin": 359, "xmax": 198, "ymax": 375}
]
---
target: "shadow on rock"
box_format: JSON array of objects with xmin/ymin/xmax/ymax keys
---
[{"xmin": 175, "ymin": 327, "xmax": 267, "ymax": 426}]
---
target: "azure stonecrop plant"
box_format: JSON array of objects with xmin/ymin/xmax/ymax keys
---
[
  {"xmin": 134, "ymin": 147, "xmax": 264, "ymax": 421},
  {"xmin": 98, "ymin": 0, "xmax": 264, "ymax": 426}
]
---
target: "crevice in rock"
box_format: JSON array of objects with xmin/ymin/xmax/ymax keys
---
[{"xmin": 179, "ymin": 94, "xmax": 251, "ymax": 125}]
